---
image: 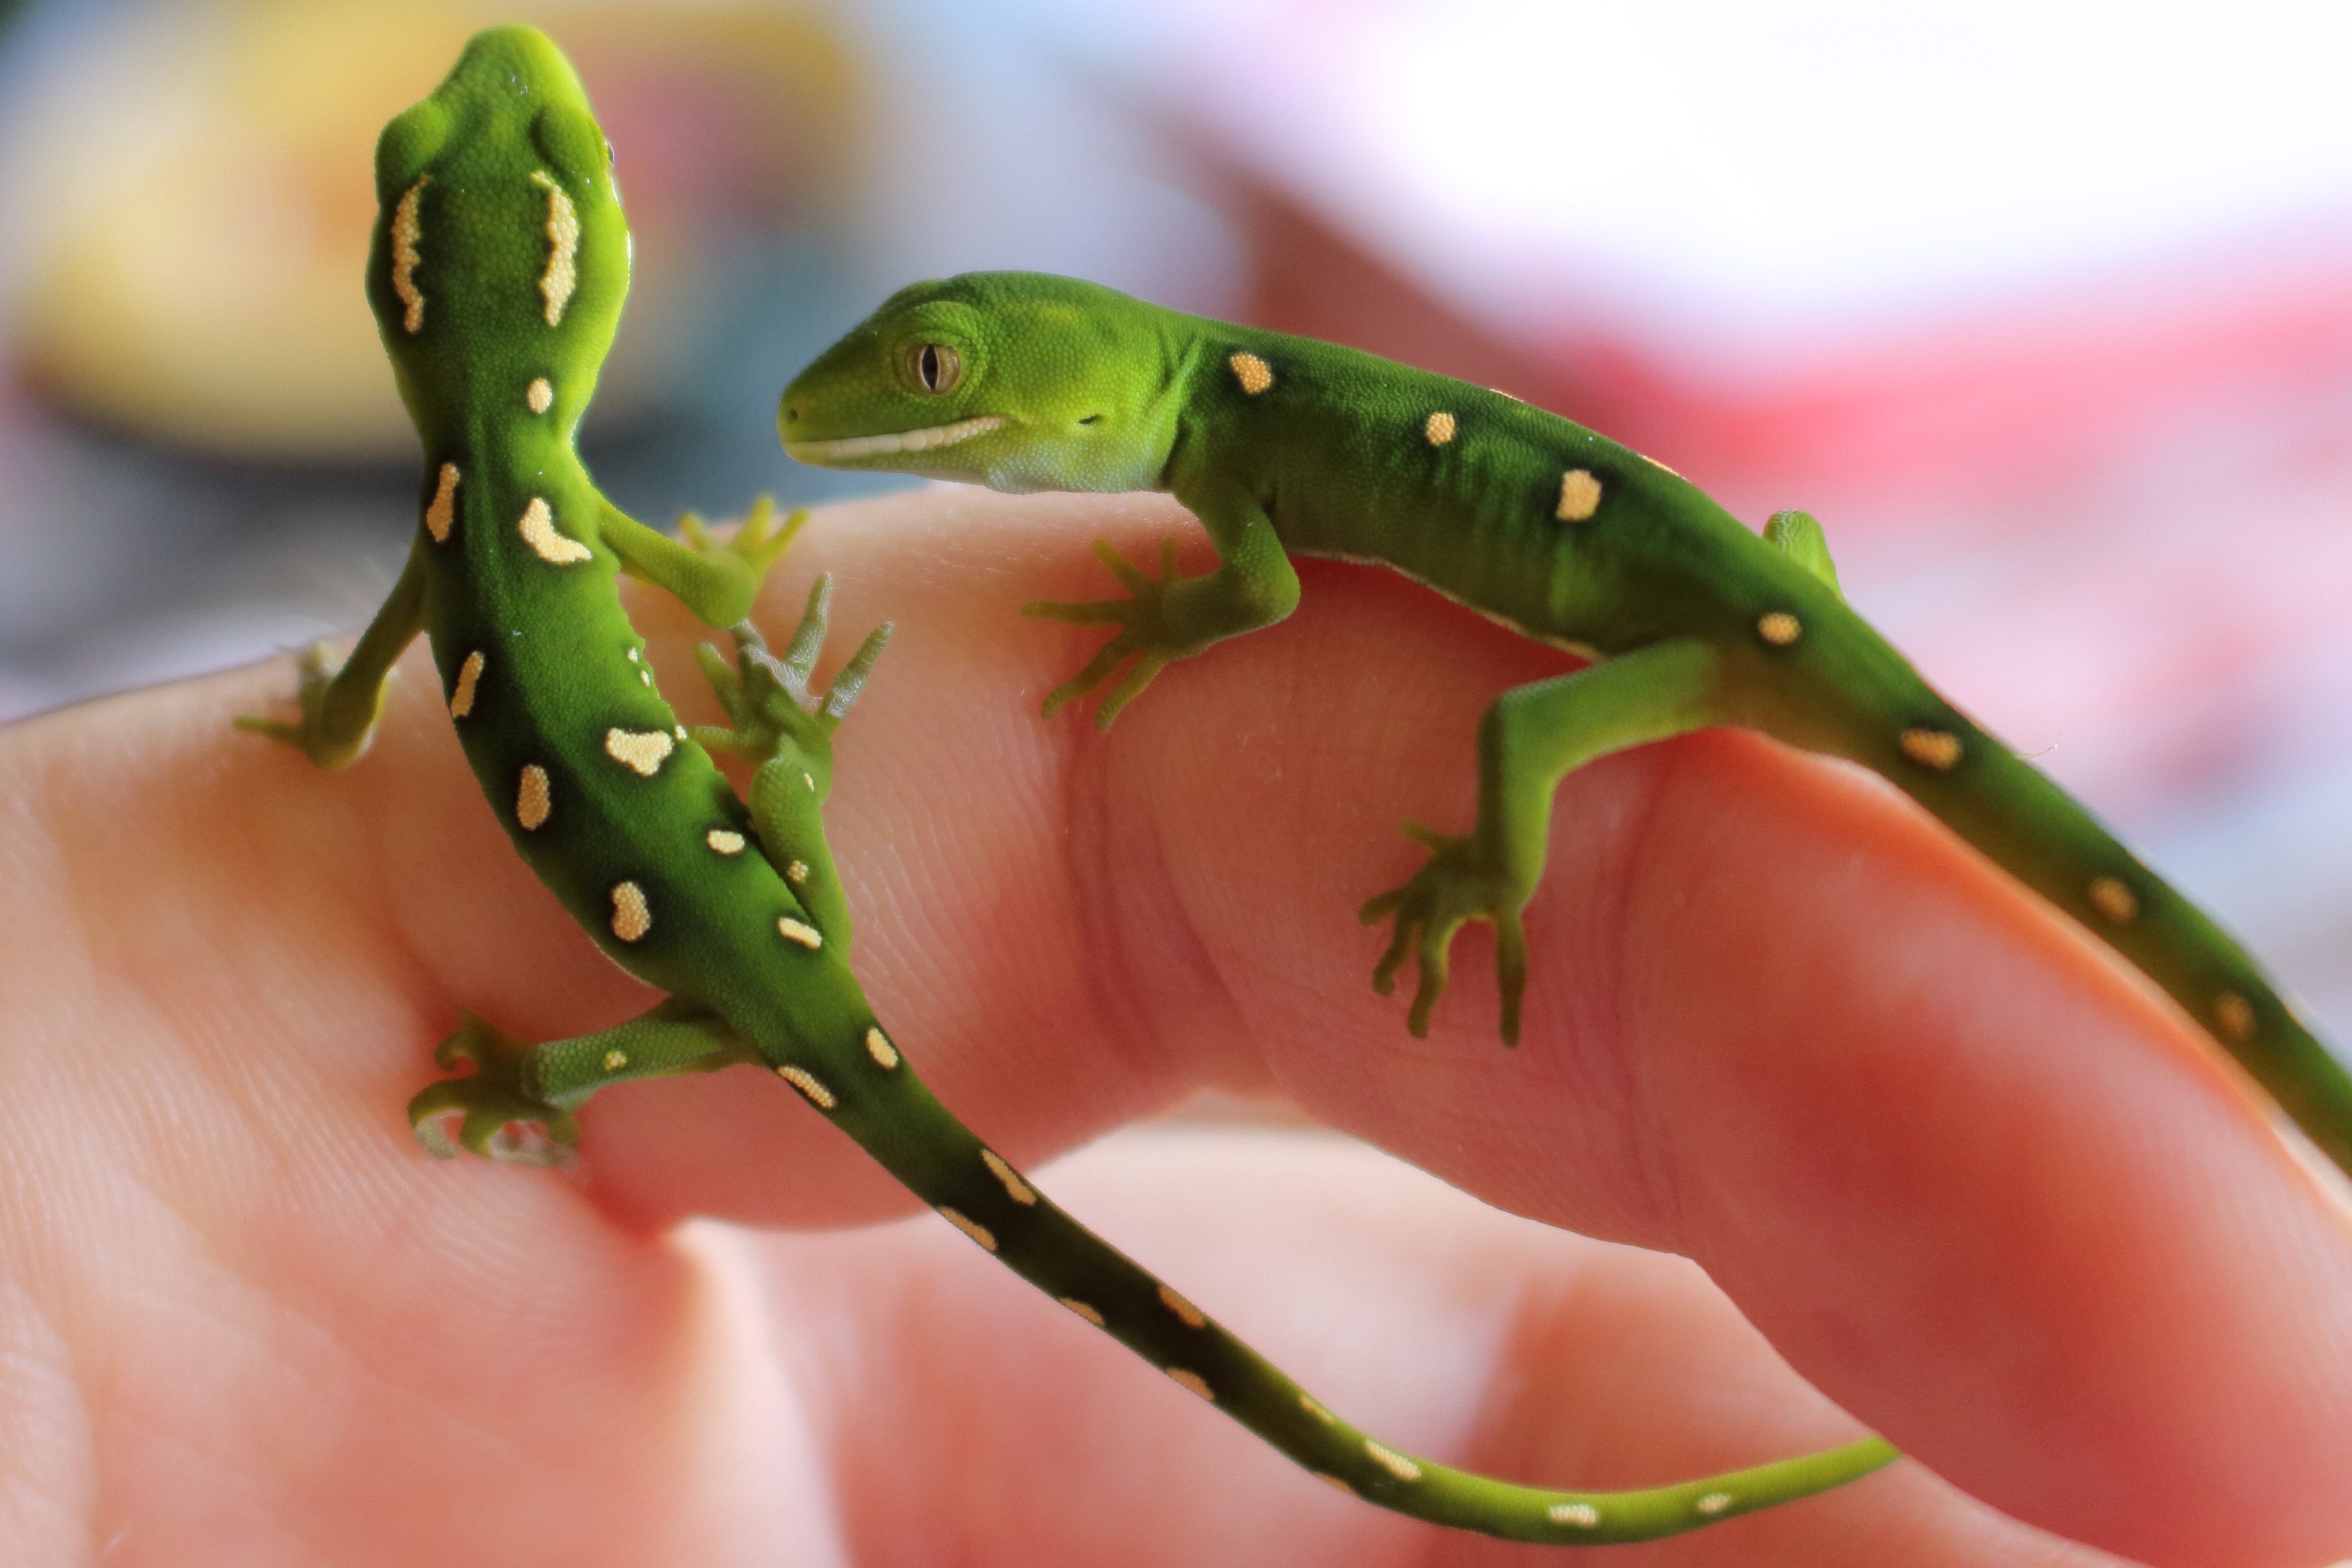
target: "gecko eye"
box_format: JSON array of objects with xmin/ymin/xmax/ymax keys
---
[{"xmin": 908, "ymin": 343, "xmax": 961, "ymax": 393}]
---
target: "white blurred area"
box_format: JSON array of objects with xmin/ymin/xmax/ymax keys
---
[{"xmin": 4, "ymin": 0, "xmax": 2352, "ymax": 1029}]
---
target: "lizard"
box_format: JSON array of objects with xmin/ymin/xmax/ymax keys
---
[
  {"xmin": 236, "ymin": 25, "xmax": 1895, "ymax": 1547},
  {"xmin": 777, "ymin": 270, "xmax": 2352, "ymax": 1188}
]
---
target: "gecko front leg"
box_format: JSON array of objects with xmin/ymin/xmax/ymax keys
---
[
  {"xmin": 1363, "ymin": 639, "xmax": 1730, "ymax": 1042},
  {"xmin": 235, "ymin": 544, "xmax": 427, "ymax": 768}
]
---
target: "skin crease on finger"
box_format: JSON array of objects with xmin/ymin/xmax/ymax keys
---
[{"xmin": 0, "ymin": 486, "xmax": 2346, "ymax": 1566}]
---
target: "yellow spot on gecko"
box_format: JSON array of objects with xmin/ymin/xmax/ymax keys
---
[
  {"xmin": 2215, "ymin": 992, "xmax": 2256, "ymax": 1041},
  {"xmin": 1315, "ymin": 1474, "xmax": 1353, "ymax": 1496},
  {"xmin": 527, "ymin": 377, "xmax": 554, "ymax": 414},
  {"xmin": 604, "ymin": 727, "xmax": 674, "ymax": 776},
  {"xmin": 1757, "ymin": 611, "xmax": 1802, "ymax": 647},
  {"xmin": 609, "ymin": 881, "xmax": 651, "ymax": 942},
  {"xmin": 1229, "ymin": 351, "xmax": 1274, "ymax": 395},
  {"xmin": 1556, "ymin": 469, "xmax": 1603, "ymax": 521},
  {"xmin": 776, "ymin": 1064, "xmax": 836, "ymax": 1110},
  {"xmin": 1158, "ymin": 1284, "xmax": 1207, "ymax": 1328},
  {"xmin": 1695, "ymin": 1492, "xmax": 1733, "ymax": 1517},
  {"xmin": 602, "ymin": 1049, "xmax": 628, "ymax": 1072},
  {"xmin": 939, "ymin": 1206, "xmax": 997, "ymax": 1251},
  {"xmin": 2089, "ymin": 876, "xmax": 2139, "ymax": 924},
  {"xmin": 449, "ymin": 651, "xmax": 484, "ymax": 717},
  {"xmin": 1300, "ymin": 1395, "xmax": 1336, "ymax": 1423},
  {"xmin": 777, "ymin": 917, "xmax": 824, "ymax": 950},
  {"xmin": 425, "ymin": 463, "xmax": 459, "ymax": 544},
  {"xmin": 390, "ymin": 176, "xmax": 428, "ymax": 333},
  {"xmin": 706, "ymin": 828, "xmax": 746, "ymax": 855},
  {"xmin": 786, "ymin": 859, "xmax": 811, "ymax": 884},
  {"xmin": 865, "ymin": 1027, "xmax": 900, "ymax": 1069},
  {"xmin": 1549, "ymin": 1502, "xmax": 1601, "ymax": 1528},
  {"xmin": 1900, "ymin": 728, "xmax": 1963, "ymax": 770},
  {"xmin": 981, "ymin": 1149, "xmax": 1037, "ymax": 1205},
  {"xmin": 528, "ymin": 170, "xmax": 580, "ymax": 327},
  {"xmin": 1423, "ymin": 411, "xmax": 1456, "ymax": 446},
  {"xmin": 1059, "ymin": 1297, "xmax": 1104, "ymax": 1326},
  {"xmin": 520, "ymin": 496, "xmax": 592, "ymax": 564},
  {"xmin": 516, "ymin": 765, "xmax": 552, "ymax": 831},
  {"xmin": 1165, "ymin": 1368, "xmax": 1214, "ymax": 1402},
  {"xmin": 1364, "ymin": 1440, "xmax": 1422, "ymax": 1482}
]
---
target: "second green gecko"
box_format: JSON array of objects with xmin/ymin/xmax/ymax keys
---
[
  {"xmin": 779, "ymin": 271, "xmax": 2352, "ymax": 1182},
  {"xmin": 242, "ymin": 25, "xmax": 1891, "ymax": 1548}
]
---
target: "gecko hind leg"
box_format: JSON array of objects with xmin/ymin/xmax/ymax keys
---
[
  {"xmin": 1362, "ymin": 639, "xmax": 1729, "ymax": 1043},
  {"xmin": 408, "ymin": 999, "xmax": 755, "ymax": 1164}
]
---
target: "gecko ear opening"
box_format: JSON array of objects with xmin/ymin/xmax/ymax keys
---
[{"xmin": 374, "ymin": 100, "xmax": 450, "ymax": 197}]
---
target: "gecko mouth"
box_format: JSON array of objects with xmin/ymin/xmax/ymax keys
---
[{"xmin": 784, "ymin": 415, "xmax": 1009, "ymax": 463}]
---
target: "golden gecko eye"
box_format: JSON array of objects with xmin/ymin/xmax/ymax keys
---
[{"xmin": 908, "ymin": 342, "xmax": 961, "ymax": 393}]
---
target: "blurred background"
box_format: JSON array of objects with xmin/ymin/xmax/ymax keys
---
[{"xmin": 4, "ymin": 0, "xmax": 2352, "ymax": 1037}]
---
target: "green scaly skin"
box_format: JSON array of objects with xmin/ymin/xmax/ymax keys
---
[
  {"xmin": 779, "ymin": 272, "xmax": 2352, "ymax": 1188},
  {"xmin": 240, "ymin": 27, "xmax": 1891, "ymax": 1548}
]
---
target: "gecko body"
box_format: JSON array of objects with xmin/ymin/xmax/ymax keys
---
[
  {"xmin": 781, "ymin": 270, "xmax": 2352, "ymax": 1181},
  {"xmin": 242, "ymin": 27, "xmax": 1893, "ymax": 1546}
]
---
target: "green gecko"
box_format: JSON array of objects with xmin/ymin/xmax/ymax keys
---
[
  {"xmin": 779, "ymin": 271, "xmax": 2352, "ymax": 1189},
  {"xmin": 238, "ymin": 25, "xmax": 1890, "ymax": 1548}
]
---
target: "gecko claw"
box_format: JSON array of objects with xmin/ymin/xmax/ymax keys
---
[{"xmin": 406, "ymin": 1013, "xmax": 579, "ymax": 1165}]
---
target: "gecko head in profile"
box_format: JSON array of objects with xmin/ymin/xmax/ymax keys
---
[
  {"xmin": 780, "ymin": 271, "xmax": 1187, "ymax": 495},
  {"xmin": 365, "ymin": 25, "xmax": 631, "ymax": 441}
]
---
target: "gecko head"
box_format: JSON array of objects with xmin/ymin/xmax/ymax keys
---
[
  {"xmin": 780, "ymin": 271, "xmax": 1183, "ymax": 494},
  {"xmin": 367, "ymin": 26, "xmax": 631, "ymax": 436}
]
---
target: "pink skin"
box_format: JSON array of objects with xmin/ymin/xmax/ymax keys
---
[{"xmin": 0, "ymin": 486, "xmax": 2346, "ymax": 1567}]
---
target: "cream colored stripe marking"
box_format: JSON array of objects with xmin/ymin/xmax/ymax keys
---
[
  {"xmin": 391, "ymin": 177, "xmax": 429, "ymax": 333},
  {"xmin": 1159, "ymin": 1284, "xmax": 1207, "ymax": 1328},
  {"xmin": 528, "ymin": 170, "xmax": 579, "ymax": 326},
  {"xmin": 604, "ymin": 728, "xmax": 674, "ymax": 776},
  {"xmin": 449, "ymin": 651, "xmax": 485, "ymax": 717},
  {"xmin": 520, "ymin": 497, "xmax": 592, "ymax": 564},
  {"xmin": 939, "ymin": 1207, "xmax": 997, "ymax": 1251},
  {"xmin": 776, "ymin": 1064, "xmax": 837, "ymax": 1110},
  {"xmin": 425, "ymin": 463, "xmax": 459, "ymax": 544},
  {"xmin": 980, "ymin": 1149, "xmax": 1037, "ymax": 1206},
  {"xmin": 1556, "ymin": 469, "xmax": 1603, "ymax": 521},
  {"xmin": 516, "ymin": 765, "xmax": 552, "ymax": 830},
  {"xmin": 783, "ymin": 415, "xmax": 1009, "ymax": 463},
  {"xmin": 1165, "ymin": 1368, "xmax": 1214, "ymax": 1401},
  {"xmin": 609, "ymin": 882, "xmax": 652, "ymax": 942}
]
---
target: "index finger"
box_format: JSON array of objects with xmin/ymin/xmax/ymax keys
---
[
  {"xmin": 733, "ymin": 485, "xmax": 2352, "ymax": 1568},
  {"xmin": 56, "ymin": 482, "xmax": 2352, "ymax": 1567}
]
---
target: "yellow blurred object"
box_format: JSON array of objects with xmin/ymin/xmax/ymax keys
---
[{"xmin": 15, "ymin": 0, "xmax": 863, "ymax": 459}]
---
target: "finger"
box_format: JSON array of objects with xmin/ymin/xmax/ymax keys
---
[{"xmin": 15, "ymin": 484, "xmax": 2351, "ymax": 1567}]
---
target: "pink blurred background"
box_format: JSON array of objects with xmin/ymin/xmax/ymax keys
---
[{"xmin": 4, "ymin": 0, "xmax": 2351, "ymax": 1032}]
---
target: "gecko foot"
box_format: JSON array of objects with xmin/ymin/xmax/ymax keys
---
[
  {"xmin": 1022, "ymin": 539, "xmax": 1198, "ymax": 728},
  {"xmin": 1359, "ymin": 823, "xmax": 1529, "ymax": 1043},
  {"xmin": 232, "ymin": 642, "xmax": 384, "ymax": 770},
  {"xmin": 406, "ymin": 1013, "xmax": 579, "ymax": 1165}
]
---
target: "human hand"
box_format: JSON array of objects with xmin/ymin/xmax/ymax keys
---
[{"xmin": 1, "ymin": 486, "xmax": 2346, "ymax": 1567}]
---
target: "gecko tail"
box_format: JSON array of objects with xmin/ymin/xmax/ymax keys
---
[
  {"xmin": 768, "ymin": 1013, "xmax": 1896, "ymax": 1543},
  {"xmin": 1746, "ymin": 606, "xmax": 2352, "ymax": 1179}
]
